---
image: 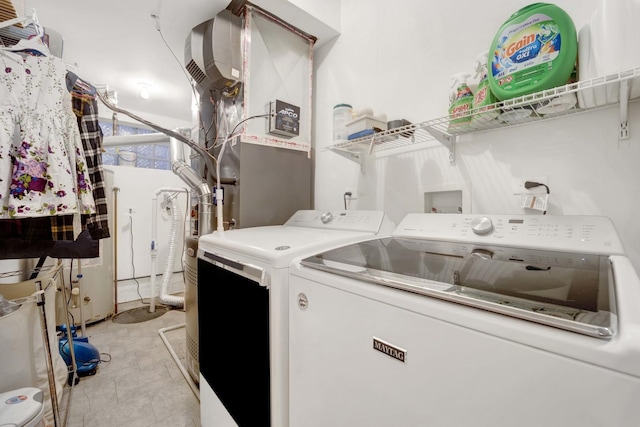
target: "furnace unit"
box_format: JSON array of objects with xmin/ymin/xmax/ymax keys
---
[{"xmin": 182, "ymin": 5, "xmax": 315, "ymax": 389}]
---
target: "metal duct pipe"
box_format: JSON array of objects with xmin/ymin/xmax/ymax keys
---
[{"xmin": 169, "ymin": 135, "xmax": 214, "ymax": 236}]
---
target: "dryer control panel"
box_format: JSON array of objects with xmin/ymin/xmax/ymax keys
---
[{"xmin": 285, "ymin": 210, "xmax": 395, "ymax": 234}]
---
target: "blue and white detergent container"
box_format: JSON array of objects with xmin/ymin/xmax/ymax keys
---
[
  {"xmin": 0, "ymin": 387, "xmax": 45, "ymax": 427},
  {"xmin": 488, "ymin": 3, "xmax": 577, "ymax": 101}
]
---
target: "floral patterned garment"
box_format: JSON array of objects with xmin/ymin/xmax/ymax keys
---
[{"xmin": 0, "ymin": 49, "xmax": 96, "ymax": 219}]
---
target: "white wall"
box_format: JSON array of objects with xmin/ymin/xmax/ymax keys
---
[
  {"xmin": 105, "ymin": 165, "xmax": 190, "ymax": 281},
  {"xmin": 313, "ymin": 0, "xmax": 640, "ymax": 271}
]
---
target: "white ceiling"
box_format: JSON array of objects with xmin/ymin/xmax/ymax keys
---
[{"xmin": 25, "ymin": 0, "xmax": 231, "ymax": 126}]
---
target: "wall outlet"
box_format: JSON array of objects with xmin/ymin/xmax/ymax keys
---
[
  {"xmin": 343, "ymin": 188, "xmax": 357, "ymax": 199},
  {"xmin": 514, "ymin": 176, "xmax": 548, "ymax": 194}
]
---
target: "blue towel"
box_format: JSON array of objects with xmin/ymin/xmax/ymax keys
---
[{"xmin": 347, "ymin": 128, "xmax": 376, "ymax": 140}]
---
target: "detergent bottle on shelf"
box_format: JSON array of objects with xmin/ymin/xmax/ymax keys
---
[
  {"xmin": 488, "ymin": 3, "xmax": 577, "ymax": 101},
  {"xmin": 448, "ymin": 72, "xmax": 474, "ymax": 131},
  {"xmin": 471, "ymin": 51, "xmax": 500, "ymax": 125}
]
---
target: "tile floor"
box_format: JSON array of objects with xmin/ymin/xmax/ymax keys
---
[{"xmin": 57, "ymin": 300, "xmax": 200, "ymax": 427}]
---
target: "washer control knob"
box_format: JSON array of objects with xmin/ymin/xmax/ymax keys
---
[
  {"xmin": 470, "ymin": 217, "xmax": 494, "ymax": 235},
  {"xmin": 320, "ymin": 212, "xmax": 334, "ymax": 224}
]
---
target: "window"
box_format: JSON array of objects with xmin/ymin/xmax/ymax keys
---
[{"xmin": 100, "ymin": 122, "xmax": 171, "ymax": 170}]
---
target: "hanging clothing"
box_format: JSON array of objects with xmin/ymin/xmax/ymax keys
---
[
  {"xmin": 70, "ymin": 74, "xmax": 110, "ymax": 240},
  {"xmin": 0, "ymin": 216, "xmax": 72, "ymax": 241},
  {"xmin": 0, "ymin": 49, "xmax": 96, "ymax": 221},
  {"xmin": 0, "ymin": 227, "xmax": 98, "ymax": 259}
]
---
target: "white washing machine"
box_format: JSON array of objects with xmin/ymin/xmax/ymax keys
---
[
  {"xmin": 196, "ymin": 209, "xmax": 395, "ymax": 427},
  {"xmin": 289, "ymin": 213, "xmax": 640, "ymax": 427}
]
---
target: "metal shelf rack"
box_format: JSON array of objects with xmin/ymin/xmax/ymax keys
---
[{"xmin": 329, "ymin": 66, "xmax": 640, "ymax": 165}]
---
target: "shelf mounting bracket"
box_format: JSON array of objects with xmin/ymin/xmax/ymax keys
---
[
  {"xmin": 331, "ymin": 149, "xmax": 365, "ymax": 174},
  {"xmin": 619, "ymin": 79, "xmax": 630, "ymax": 140},
  {"xmin": 423, "ymin": 126, "xmax": 457, "ymax": 164}
]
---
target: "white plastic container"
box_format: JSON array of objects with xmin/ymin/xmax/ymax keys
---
[
  {"xmin": 590, "ymin": 0, "xmax": 640, "ymax": 76},
  {"xmin": 0, "ymin": 387, "xmax": 45, "ymax": 427},
  {"xmin": 578, "ymin": 0, "xmax": 640, "ymax": 108},
  {"xmin": 345, "ymin": 115, "xmax": 387, "ymax": 138},
  {"xmin": 333, "ymin": 104, "xmax": 353, "ymax": 142}
]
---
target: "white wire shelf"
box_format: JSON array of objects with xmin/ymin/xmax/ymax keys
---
[{"xmin": 329, "ymin": 66, "xmax": 640, "ymax": 164}]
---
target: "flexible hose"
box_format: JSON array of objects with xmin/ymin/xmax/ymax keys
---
[{"xmin": 159, "ymin": 195, "xmax": 184, "ymax": 307}]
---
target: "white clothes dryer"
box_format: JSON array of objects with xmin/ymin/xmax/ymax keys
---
[{"xmin": 196, "ymin": 209, "xmax": 395, "ymax": 427}]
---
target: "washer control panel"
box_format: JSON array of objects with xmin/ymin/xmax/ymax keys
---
[{"xmin": 393, "ymin": 213, "xmax": 625, "ymax": 254}]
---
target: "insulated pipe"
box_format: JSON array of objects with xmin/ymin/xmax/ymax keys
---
[{"xmin": 150, "ymin": 187, "xmax": 189, "ymax": 313}]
